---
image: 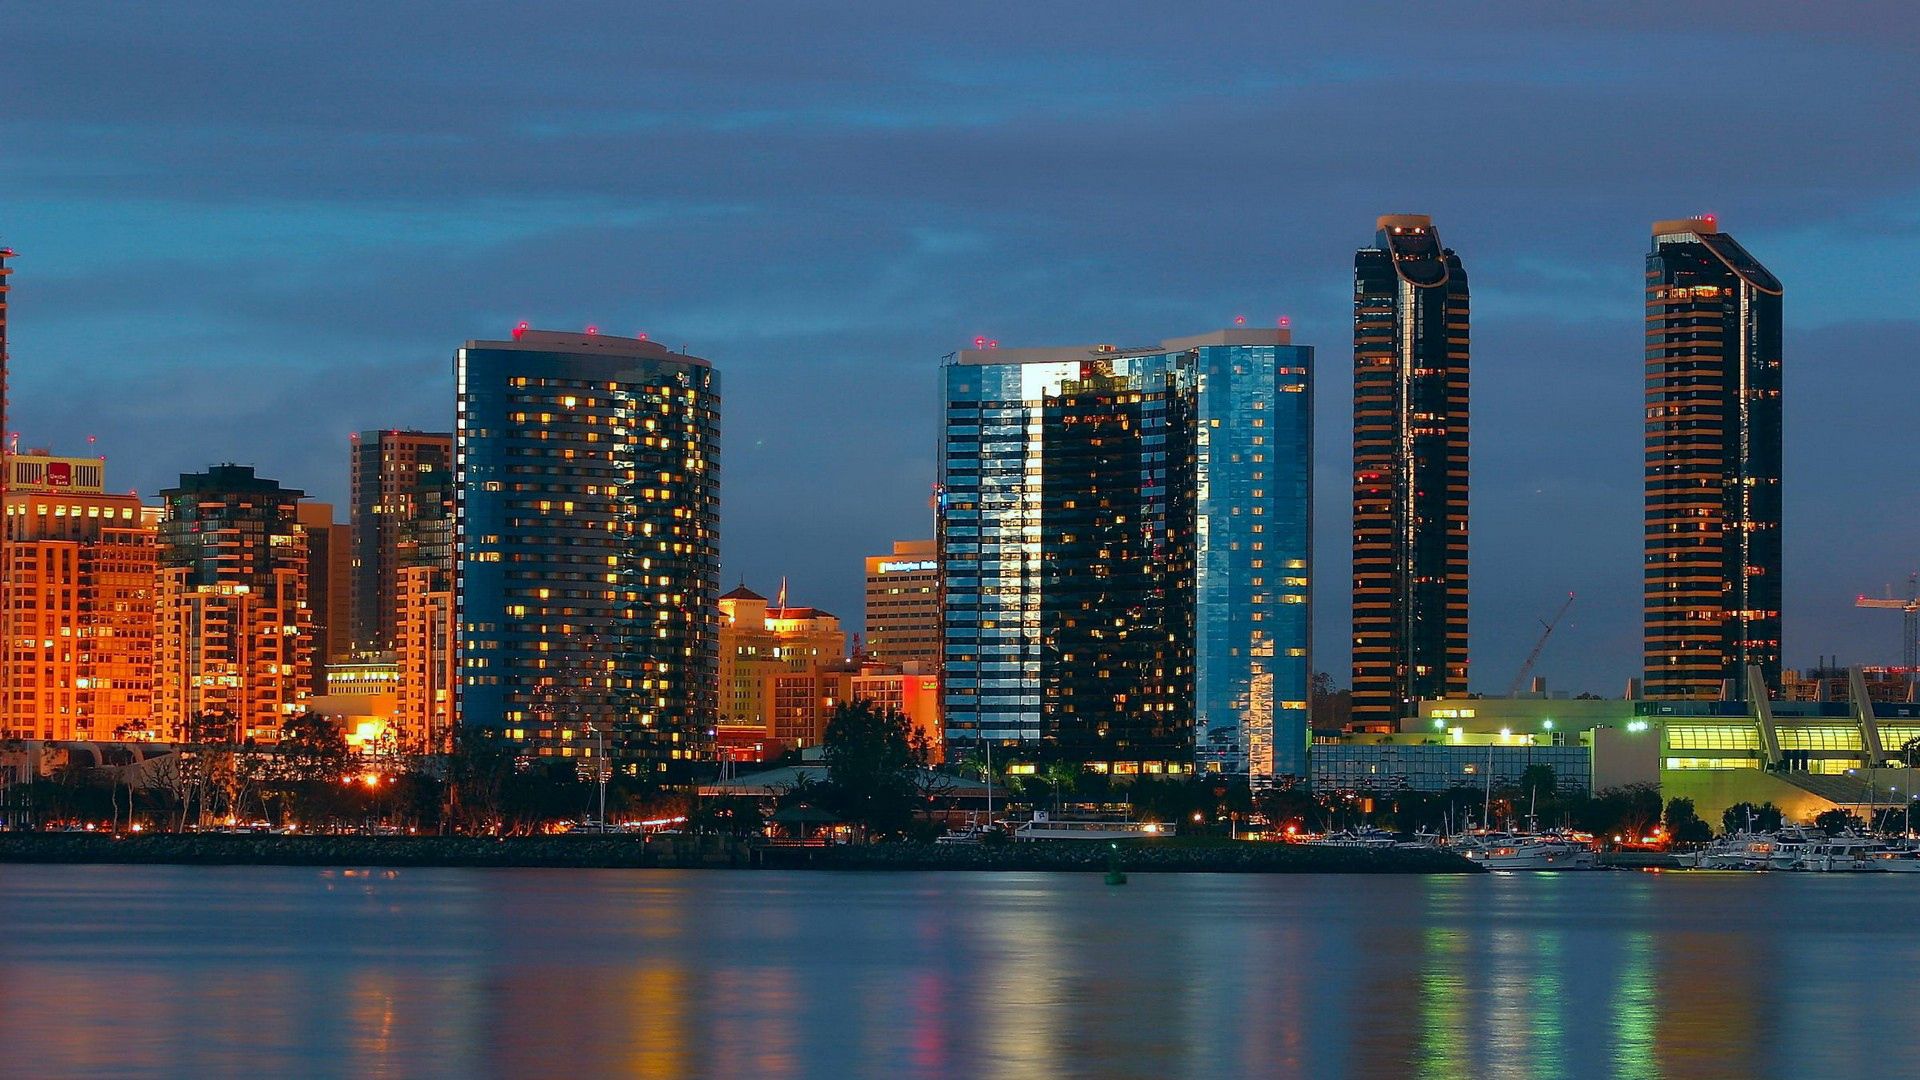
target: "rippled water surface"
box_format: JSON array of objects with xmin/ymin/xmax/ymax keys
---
[{"xmin": 2, "ymin": 866, "xmax": 1917, "ymax": 1078}]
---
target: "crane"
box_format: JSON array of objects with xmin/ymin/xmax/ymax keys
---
[
  {"xmin": 1507, "ymin": 592, "xmax": 1575, "ymax": 697},
  {"xmin": 1855, "ymin": 573, "xmax": 1919, "ymax": 698}
]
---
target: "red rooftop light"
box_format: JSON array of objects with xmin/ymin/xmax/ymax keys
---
[
  {"xmin": 586, "ymin": 325, "xmax": 599, "ymax": 335},
  {"xmin": 1278, "ymin": 315, "xmax": 1292, "ymax": 328},
  {"xmin": 512, "ymin": 321, "xmax": 529, "ymax": 341},
  {"xmin": 974, "ymin": 336, "xmax": 987, "ymax": 348},
  {"xmin": 1234, "ymin": 315, "xmax": 1247, "ymax": 326},
  {"xmin": 637, "ymin": 331, "xmax": 648, "ymax": 341}
]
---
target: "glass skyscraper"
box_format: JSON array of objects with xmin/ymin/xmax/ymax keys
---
[
  {"xmin": 455, "ymin": 330, "xmax": 720, "ymax": 770},
  {"xmin": 939, "ymin": 328, "xmax": 1312, "ymax": 782},
  {"xmin": 1352, "ymin": 214, "xmax": 1470, "ymax": 730},
  {"xmin": 1644, "ymin": 216, "xmax": 1783, "ymax": 700}
]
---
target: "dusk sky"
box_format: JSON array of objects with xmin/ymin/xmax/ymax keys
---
[{"xmin": 5, "ymin": 3, "xmax": 1918, "ymax": 693}]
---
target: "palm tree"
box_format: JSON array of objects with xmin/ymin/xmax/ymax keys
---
[{"xmin": 1041, "ymin": 761, "xmax": 1078, "ymax": 811}]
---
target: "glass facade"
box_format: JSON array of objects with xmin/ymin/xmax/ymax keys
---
[
  {"xmin": 455, "ymin": 331, "xmax": 720, "ymax": 769},
  {"xmin": 939, "ymin": 329, "xmax": 1311, "ymax": 781},
  {"xmin": 1313, "ymin": 743, "xmax": 1591, "ymax": 795},
  {"xmin": 1644, "ymin": 217, "xmax": 1783, "ymax": 700},
  {"xmin": 1352, "ymin": 214, "xmax": 1470, "ymax": 729}
]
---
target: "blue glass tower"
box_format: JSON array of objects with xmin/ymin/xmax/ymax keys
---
[
  {"xmin": 939, "ymin": 328, "xmax": 1312, "ymax": 782},
  {"xmin": 455, "ymin": 330, "xmax": 720, "ymax": 770}
]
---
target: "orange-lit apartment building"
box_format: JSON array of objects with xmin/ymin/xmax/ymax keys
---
[
  {"xmin": 2, "ymin": 453, "xmax": 158, "ymax": 741},
  {"xmin": 154, "ymin": 466, "xmax": 314, "ymax": 744},
  {"xmin": 394, "ymin": 564, "xmax": 454, "ymax": 752}
]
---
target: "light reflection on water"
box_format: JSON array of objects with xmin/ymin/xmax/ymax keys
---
[{"xmin": 1, "ymin": 866, "xmax": 1916, "ymax": 1078}]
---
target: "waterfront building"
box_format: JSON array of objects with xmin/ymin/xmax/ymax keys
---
[
  {"xmin": 154, "ymin": 465, "xmax": 313, "ymax": 743},
  {"xmin": 394, "ymin": 564, "xmax": 454, "ymax": 752},
  {"xmin": 939, "ymin": 327, "xmax": 1312, "ymax": 781},
  {"xmin": 1643, "ymin": 216, "xmax": 1784, "ymax": 700},
  {"xmin": 1319, "ymin": 671, "xmax": 1917, "ymax": 827},
  {"xmin": 349, "ymin": 430, "xmax": 453, "ymax": 651},
  {"xmin": 1351, "ymin": 214, "xmax": 1470, "ymax": 730},
  {"xmin": 2, "ymin": 452, "xmax": 157, "ymax": 741},
  {"xmin": 296, "ymin": 502, "xmax": 351, "ymax": 680},
  {"xmin": 455, "ymin": 329, "xmax": 720, "ymax": 769},
  {"xmin": 865, "ymin": 539, "xmax": 939, "ymax": 665}
]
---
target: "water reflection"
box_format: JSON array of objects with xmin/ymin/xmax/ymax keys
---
[{"xmin": 0, "ymin": 867, "xmax": 1912, "ymax": 1077}]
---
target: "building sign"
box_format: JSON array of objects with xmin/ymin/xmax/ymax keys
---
[
  {"xmin": 878, "ymin": 560, "xmax": 936, "ymax": 574},
  {"xmin": 45, "ymin": 462, "xmax": 71, "ymax": 488}
]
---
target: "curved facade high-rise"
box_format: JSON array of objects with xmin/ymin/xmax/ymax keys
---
[
  {"xmin": 455, "ymin": 330, "xmax": 720, "ymax": 770},
  {"xmin": 1643, "ymin": 216, "xmax": 1783, "ymax": 699},
  {"xmin": 1351, "ymin": 214, "xmax": 1469, "ymax": 729}
]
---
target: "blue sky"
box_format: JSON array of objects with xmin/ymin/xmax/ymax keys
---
[{"xmin": 5, "ymin": 2, "xmax": 1918, "ymax": 692}]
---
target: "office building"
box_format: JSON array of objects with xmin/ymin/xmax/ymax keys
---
[
  {"xmin": 350, "ymin": 430, "xmax": 453, "ymax": 651},
  {"xmin": 154, "ymin": 465, "xmax": 314, "ymax": 743},
  {"xmin": 940, "ymin": 327, "xmax": 1312, "ymax": 780},
  {"xmin": 716, "ymin": 583, "xmax": 846, "ymax": 737},
  {"xmin": 865, "ymin": 539, "xmax": 939, "ymax": 665},
  {"xmin": 455, "ymin": 329, "xmax": 720, "ymax": 769},
  {"xmin": 2, "ymin": 452, "xmax": 157, "ymax": 741},
  {"xmin": 1644, "ymin": 216, "xmax": 1784, "ymax": 700},
  {"xmin": 1351, "ymin": 213, "xmax": 1470, "ymax": 730}
]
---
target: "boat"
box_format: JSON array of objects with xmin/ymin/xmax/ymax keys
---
[
  {"xmin": 1308, "ymin": 828, "xmax": 1401, "ymax": 849},
  {"xmin": 1012, "ymin": 810, "xmax": 1168, "ymax": 842},
  {"xmin": 1799, "ymin": 832, "xmax": 1886, "ymax": 872},
  {"xmin": 1452, "ymin": 831, "xmax": 1599, "ymax": 871},
  {"xmin": 1871, "ymin": 849, "xmax": 1920, "ymax": 873}
]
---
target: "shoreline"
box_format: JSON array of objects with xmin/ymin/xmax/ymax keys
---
[{"xmin": 0, "ymin": 833, "xmax": 1483, "ymax": 874}]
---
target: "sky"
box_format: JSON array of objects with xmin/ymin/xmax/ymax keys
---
[{"xmin": 4, "ymin": 3, "xmax": 1918, "ymax": 694}]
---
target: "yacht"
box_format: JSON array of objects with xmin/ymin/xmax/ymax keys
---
[
  {"xmin": 1452, "ymin": 831, "xmax": 1599, "ymax": 871},
  {"xmin": 1308, "ymin": 828, "xmax": 1401, "ymax": 849},
  {"xmin": 1011, "ymin": 811, "xmax": 1168, "ymax": 841},
  {"xmin": 1799, "ymin": 832, "xmax": 1886, "ymax": 872},
  {"xmin": 1871, "ymin": 849, "xmax": 1920, "ymax": 873}
]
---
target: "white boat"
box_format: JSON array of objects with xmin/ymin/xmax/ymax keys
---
[
  {"xmin": 1453, "ymin": 831, "xmax": 1599, "ymax": 871},
  {"xmin": 1800, "ymin": 833, "xmax": 1886, "ymax": 872},
  {"xmin": 1012, "ymin": 811, "xmax": 1168, "ymax": 841},
  {"xmin": 1871, "ymin": 849, "xmax": 1920, "ymax": 873},
  {"xmin": 1309, "ymin": 828, "xmax": 1401, "ymax": 849}
]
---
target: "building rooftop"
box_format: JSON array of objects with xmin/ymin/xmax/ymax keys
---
[
  {"xmin": 957, "ymin": 326, "xmax": 1293, "ymax": 366},
  {"xmin": 463, "ymin": 328, "xmax": 709, "ymax": 366}
]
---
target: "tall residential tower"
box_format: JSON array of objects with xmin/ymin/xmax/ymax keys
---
[
  {"xmin": 455, "ymin": 330, "xmax": 720, "ymax": 770},
  {"xmin": 1352, "ymin": 214, "xmax": 1469, "ymax": 729},
  {"xmin": 940, "ymin": 327, "xmax": 1312, "ymax": 781},
  {"xmin": 349, "ymin": 430, "xmax": 453, "ymax": 652},
  {"xmin": 1644, "ymin": 216, "xmax": 1783, "ymax": 699}
]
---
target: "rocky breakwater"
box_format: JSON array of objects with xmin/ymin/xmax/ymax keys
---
[
  {"xmin": 760, "ymin": 839, "xmax": 1483, "ymax": 873},
  {"xmin": 0, "ymin": 832, "xmax": 754, "ymax": 869}
]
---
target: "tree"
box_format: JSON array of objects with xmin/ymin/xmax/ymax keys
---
[
  {"xmin": 1814, "ymin": 808, "xmax": 1863, "ymax": 834},
  {"xmin": 443, "ymin": 723, "xmax": 514, "ymax": 834},
  {"xmin": 279, "ymin": 712, "xmax": 352, "ymax": 785},
  {"xmin": 1664, "ymin": 797, "xmax": 1711, "ymax": 844},
  {"xmin": 1722, "ymin": 801, "xmax": 1784, "ymax": 834},
  {"xmin": 1519, "ymin": 764, "xmax": 1557, "ymax": 800},
  {"xmin": 819, "ymin": 699, "xmax": 930, "ymax": 839}
]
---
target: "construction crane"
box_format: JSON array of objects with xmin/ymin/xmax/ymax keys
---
[
  {"xmin": 1507, "ymin": 593, "xmax": 1575, "ymax": 697},
  {"xmin": 1856, "ymin": 573, "xmax": 1919, "ymax": 697}
]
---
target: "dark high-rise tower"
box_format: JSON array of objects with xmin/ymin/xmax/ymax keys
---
[
  {"xmin": 1644, "ymin": 216, "xmax": 1783, "ymax": 700},
  {"xmin": 1351, "ymin": 214, "xmax": 1469, "ymax": 729}
]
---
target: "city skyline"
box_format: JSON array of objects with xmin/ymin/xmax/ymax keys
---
[{"xmin": 4, "ymin": 6, "xmax": 1918, "ymax": 693}]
